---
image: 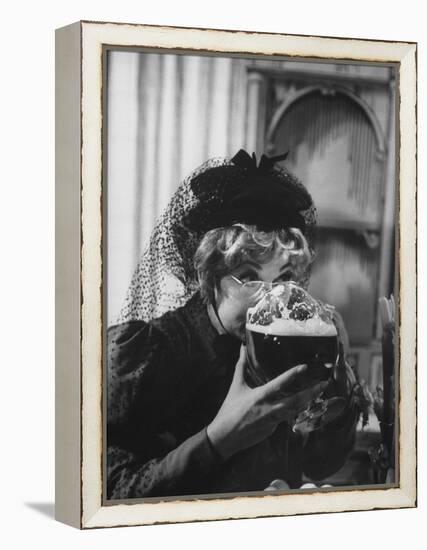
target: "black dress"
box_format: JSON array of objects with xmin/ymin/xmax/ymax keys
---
[{"xmin": 107, "ymin": 292, "xmax": 358, "ymax": 499}]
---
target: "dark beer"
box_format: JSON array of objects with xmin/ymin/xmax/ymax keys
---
[
  {"xmin": 245, "ymin": 324, "xmax": 338, "ymax": 390},
  {"xmin": 244, "ymin": 282, "xmax": 345, "ymax": 431}
]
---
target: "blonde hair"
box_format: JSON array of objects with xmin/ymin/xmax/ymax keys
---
[{"xmin": 194, "ymin": 224, "xmax": 314, "ymax": 302}]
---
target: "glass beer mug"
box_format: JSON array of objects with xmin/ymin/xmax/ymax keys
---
[{"xmin": 245, "ymin": 281, "xmax": 346, "ymax": 434}]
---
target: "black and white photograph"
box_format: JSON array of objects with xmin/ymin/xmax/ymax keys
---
[
  {"xmin": 1, "ymin": 0, "xmax": 423, "ymax": 544},
  {"xmin": 105, "ymin": 49, "xmax": 398, "ymax": 501}
]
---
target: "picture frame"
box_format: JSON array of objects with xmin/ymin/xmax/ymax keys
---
[{"xmin": 55, "ymin": 20, "xmax": 417, "ymax": 529}]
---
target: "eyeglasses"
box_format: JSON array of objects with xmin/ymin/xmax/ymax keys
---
[{"xmin": 230, "ymin": 275, "xmax": 290, "ymax": 297}]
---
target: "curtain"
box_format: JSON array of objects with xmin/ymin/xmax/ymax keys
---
[{"xmin": 107, "ymin": 51, "xmax": 250, "ymax": 323}]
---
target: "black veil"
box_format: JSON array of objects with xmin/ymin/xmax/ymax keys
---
[{"xmin": 117, "ymin": 151, "xmax": 317, "ymax": 324}]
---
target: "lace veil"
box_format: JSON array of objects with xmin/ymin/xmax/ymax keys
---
[{"xmin": 117, "ymin": 151, "xmax": 317, "ymax": 323}]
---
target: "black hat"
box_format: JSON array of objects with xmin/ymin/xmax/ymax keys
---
[{"xmin": 184, "ymin": 149, "xmax": 314, "ymax": 234}]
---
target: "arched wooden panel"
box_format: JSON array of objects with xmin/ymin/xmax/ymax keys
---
[
  {"xmin": 269, "ymin": 89, "xmax": 386, "ymax": 345},
  {"xmin": 271, "ymin": 90, "xmax": 385, "ymax": 229}
]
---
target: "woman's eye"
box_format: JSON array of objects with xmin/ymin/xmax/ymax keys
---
[
  {"xmin": 238, "ymin": 271, "xmax": 258, "ymax": 283},
  {"xmin": 277, "ymin": 272, "xmax": 294, "ymax": 282}
]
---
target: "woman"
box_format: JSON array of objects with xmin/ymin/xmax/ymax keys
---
[{"xmin": 107, "ymin": 150, "xmax": 359, "ymax": 499}]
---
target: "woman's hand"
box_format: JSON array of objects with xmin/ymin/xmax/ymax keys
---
[
  {"xmin": 331, "ymin": 310, "xmax": 356, "ymax": 399},
  {"xmin": 207, "ymin": 345, "xmax": 328, "ymax": 461},
  {"xmin": 332, "ymin": 342, "xmax": 357, "ymax": 399}
]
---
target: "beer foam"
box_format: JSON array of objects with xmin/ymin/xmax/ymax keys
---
[{"xmin": 246, "ymin": 317, "xmax": 337, "ymax": 337}]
